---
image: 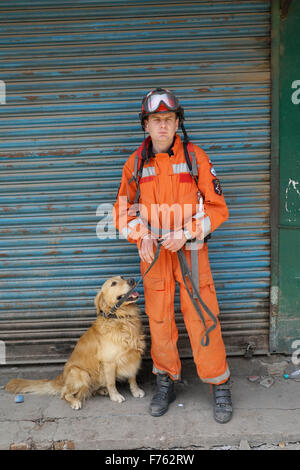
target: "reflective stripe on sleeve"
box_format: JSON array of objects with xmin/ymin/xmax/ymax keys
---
[
  {"xmin": 192, "ymin": 213, "xmax": 211, "ymax": 239},
  {"xmin": 121, "ymin": 217, "xmax": 142, "ymax": 239}
]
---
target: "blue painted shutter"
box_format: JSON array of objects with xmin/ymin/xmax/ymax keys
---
[{"xmin": 0, "ymin": 0, "xmax": 271, "ymax": 363}]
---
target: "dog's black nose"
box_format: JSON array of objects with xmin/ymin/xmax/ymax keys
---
[{"xmin": 127, "ymin": 278, "xmax": 135, "ymax": 287}]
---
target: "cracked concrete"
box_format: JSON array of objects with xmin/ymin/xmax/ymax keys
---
[{"xmin": 1, "ymin": 357, "xmax": 300, "ymax": 450}]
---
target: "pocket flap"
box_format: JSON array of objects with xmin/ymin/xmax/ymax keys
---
[
  {"xmin": 143, "ymin": 277, "xmax": 165, "ymax": 291},
  {"xmin": 198, "ymin": 270, "xmax": 213, "ymax": 287}
]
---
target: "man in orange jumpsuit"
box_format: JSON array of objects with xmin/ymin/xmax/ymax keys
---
[{"xmin": 114, "ymin": 88, "xmax": 232, "ymax": 423}]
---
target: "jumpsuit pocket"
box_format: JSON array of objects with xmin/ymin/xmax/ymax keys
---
[
  {"xmin": 197, "ymin": 280, "xmax": 219, "ymax": 319},
  {"xmin": 195, "ymin": 270, "xmax": 219, "ymax": 316},
  {"xmin": 143, "ymin": 277, "xmax": 166, "ymax": 322},
  {"xmin": 198, "ymin": 269, "xmax": 214, "ymax": 287},
  {"xmin": 209, "ymin": 283, "xmax": 216, "ymax": 294},
  {"xmin": 143, "ymin": 277, "xmax": 165, "ymax": 291}
]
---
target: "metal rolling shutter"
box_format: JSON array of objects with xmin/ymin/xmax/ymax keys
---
[{"xmin": 0, "ymin": 0, "xmax": 271, "ymax": 364}]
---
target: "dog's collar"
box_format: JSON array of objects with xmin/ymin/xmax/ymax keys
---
[
  {"xmin": 99, "ymin": 310, "xmax": 118, "ymax": 319},
  {"xmin": 99, "ymin": 309, "xmax": 131, "ymax": 320},
  {"xmin": 99, "ymin": 283, "xmax": 140, "ymax": 319}
]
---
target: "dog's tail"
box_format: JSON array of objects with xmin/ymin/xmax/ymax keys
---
[{"xmin": 5, "ymin": 375, "xmax": 63, "ymax": 396}]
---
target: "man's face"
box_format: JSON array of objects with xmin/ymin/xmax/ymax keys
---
[{"xmin": 144, "ymin": 112, "xmax": 179, "ymax": 148}]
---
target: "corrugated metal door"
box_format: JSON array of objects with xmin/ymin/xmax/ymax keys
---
[{"xmin": 0, "ymin": 0, "xmax": 271, "ymax": 364}]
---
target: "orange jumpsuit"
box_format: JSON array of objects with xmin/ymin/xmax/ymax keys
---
[{"xmin": 113, "ymin": 134, "xmax": 230, "ymax": 384}]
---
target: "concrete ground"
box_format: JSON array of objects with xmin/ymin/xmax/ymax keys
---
[{"xmin": 1, "ymin": 356, "xmax": 300, "ymax": 451}]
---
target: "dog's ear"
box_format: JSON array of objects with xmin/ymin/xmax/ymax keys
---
[{"xmin": 94, "ymin": 290, "xmax": 105, "ymax": 315}]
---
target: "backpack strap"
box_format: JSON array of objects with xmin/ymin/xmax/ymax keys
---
[
  {"xmin": 127, "ymin": 138, "xmax": 149, "ymax": 204},
  {"xmin": 183, "ymin": 141, "xmax": 198, "ymax": 185}
]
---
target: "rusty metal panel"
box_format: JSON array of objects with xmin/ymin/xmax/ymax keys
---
[{"xmin": 0, "ymin": 0, "xmax": 271, "ymax": 364}]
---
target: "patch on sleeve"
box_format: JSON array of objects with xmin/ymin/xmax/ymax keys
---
[{"xmin": 212, "ymin": 178, "xmax": 223, "ymax": 196}]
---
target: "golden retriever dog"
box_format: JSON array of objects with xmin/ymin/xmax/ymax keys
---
[{"xmin": 6, "ymin": 276, "xmax": 145, "ymax": 410}]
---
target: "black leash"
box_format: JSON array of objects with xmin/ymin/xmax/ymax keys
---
[
  {"xmin": 101, "ymin": 239, "xmax": 218, "ymax": 347},
  {"xmin": 177, "ymin": 248, "xmax": 218, "ymax": 347},
  {"xmin": 100, "ymin": 241, "xmax": 163, "ymax": 319},
  {"xmin": 143, "ymin": 223, "xmax": 218, "ymax": 346}
]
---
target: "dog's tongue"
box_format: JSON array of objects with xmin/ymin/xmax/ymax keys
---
[{"xmin": 130, "ymin": 291, "xmax": 139, "ymax": 298}]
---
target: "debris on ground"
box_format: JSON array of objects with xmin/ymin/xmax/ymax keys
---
[
  {"xmin": 14, "ymin": 394, "xmax": 24, "ymax": 403},
  {"xmin": 259, "ymin": 377, "xmax": 275, "ymax": 388},
  {"xmin": 247, "ymin": 375, "xmax": 275, "ymax": 388},
  {"xmin": 248, "ymin": 376, "xmax": 260, "ymax": 383},
  {"xmin": 284, "ymin": 369, "xmax": 300, "ymax": 381}
]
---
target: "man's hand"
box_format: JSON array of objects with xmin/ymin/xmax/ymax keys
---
[
  {"xmin": 139, "ymin": 234, "xmax": 158, "ymax": 263},
  {"xmin": 161, "ymin": 230, "xmax": 187, "ymax": 252}
]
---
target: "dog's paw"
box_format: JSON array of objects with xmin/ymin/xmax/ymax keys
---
[
  {"xmin": 110, "ymin": 392, "xmax": 125, "ymax": 403},
  {"xmin": 132, "ymin": 388, "xmax": 145, "ymax": 398},
  {"xmin": 96, "ymin": 387, "xmax": 109, "ymax": 396},
  {"xmin": 70, "ymin": 399, "xmax": 82, "ymax": 410}
]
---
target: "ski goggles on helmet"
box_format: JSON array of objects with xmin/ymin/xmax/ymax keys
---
[
  {"xmin": 139, "ymin": 88, "xmax": 185, "ymax": 132},
  {"xmin": 142, "ymin": 88, "xmax": 180, "ymax": 115}
]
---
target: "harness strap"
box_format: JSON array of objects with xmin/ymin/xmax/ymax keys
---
[
  {"xmin": 127, "ymin": 155, "xmax": 138, "ymax": 203},
  {"xmin": 183, "ymin": 141, "xmax": 198, "ymax": 184},
  {"xmin": 127, "ymin": 140, "xmax": 147, "ymax": 204},
  {"xmin": 190, "ymin": 242, "xmax": 200, "ymax": 299},
  {"xmin": 190, "ymin": 150, "xmax": 198, "ymax": 181}
]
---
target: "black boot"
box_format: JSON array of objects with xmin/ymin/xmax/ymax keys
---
[
  {"xmin": 212, "ymin": 378, "xmax": 233, "ymax": 424},
  {"xmin": 149, "ymin": 374, "xmax": 176, "ymax": 417}
]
